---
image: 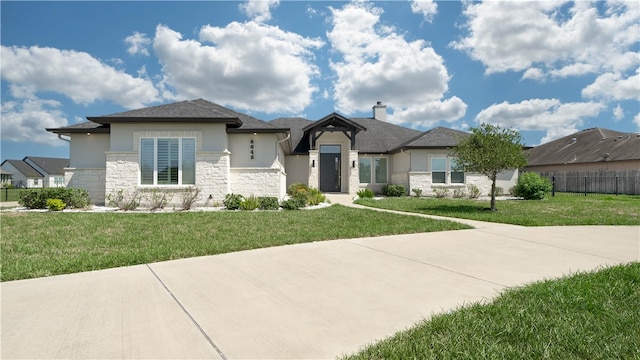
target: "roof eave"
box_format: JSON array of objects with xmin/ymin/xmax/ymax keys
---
[
  {"xmin": 226, "ymin": 128, "xmax": 290, "ymax": 134},
  {"xmin": 87, "ymin": 116, "xmax": 243, "ymax": 126}
]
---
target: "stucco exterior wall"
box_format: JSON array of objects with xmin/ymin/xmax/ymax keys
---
[
  {"xmin": 65, "ymin": 168, "xmax": 106, "ymax": 204},
  {"xmin": 70, "ymin": 133, "xmax": 109, "ymax": 168},
  {"xmin": 110, "ymin": 123, "xmax": 227, "ymax": 152},
  {"xmin": 228, "ymin": 133, "xmax": 279, "ymax": 168},
  {"xmin": 284, "ymin": 155, "xmax": 309, "ymax": 187}
]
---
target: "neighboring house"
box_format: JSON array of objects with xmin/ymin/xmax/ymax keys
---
[
  {"xmin": 1, "ymin": 159, "xmax": 43, "ymax": 188},
  {"xmin": 47, "ymin": 99, "xmax": 517, "ymax": 205},
  {"xmin": 1, "ymin": 168, "xmax": 12, "ymax": 186},
  {"xmin": 525, "ymin": 128, "xmax": 640, "ymax": 172},
  {"xmin": 0, "ymin": 157, "xmax": 69, "ymax": 188}
]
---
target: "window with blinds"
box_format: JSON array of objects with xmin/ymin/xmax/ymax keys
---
[{"xmin": 140, "ymin": 138, "xmax": 195, "ymax": 185}]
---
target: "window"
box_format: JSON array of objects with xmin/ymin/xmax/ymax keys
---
[
  {"xmin": 431, "ymin": 158, "xmax": 446, "ymax": 183},
  {"xmin": 140, "ymin": 138, "xmax": 195, "ymax": 185},
  {"xmin": 358, "ymin": 156, "xmax": 387, "ymax": 183},
  {"xmin": 451, "ymin": 158, "xmax": 464, "ymax": 184},
  {"xmin": 359, "ymin": 158, "xmax": 371, "ymax": 183},
  {"xmin": 33, "ymin": 178, "xmax": 39, "ymax": 186},
  {"xmin": 54, "ymin": 176, "xmax": 65, "ymax": 186}
]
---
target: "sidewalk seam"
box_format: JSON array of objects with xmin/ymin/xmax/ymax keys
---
[
  {"xmin": 344, "ymin": 239, "xmax": 508, "ymax": 288},
  {"xmin": 146, "ymin": 264, "xmax": 228, "ymax": 360}
]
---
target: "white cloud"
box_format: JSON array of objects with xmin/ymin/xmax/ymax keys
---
[
  {"xmin": 582, "ymin": 69, "xmax": 640, "ymax": 100},
  {"xmin": 0, "ymin": 45, "xmax": 160, "ymax": 109},
  {"xmin": 522, "ymin": 68, "xmax": 544, "ymax": 81},
  {"xmin": 125, "ymin": 31, "xmax": 151, "ymax": 56},
  {"xmin": 452, "ymin": 1, "xmax": 640, "ymax": 77},
  {"xmin": 475, "ymin": 98, "xmax": 606, "ymax": 144},
  {"xmin": 153, "ymin": 23, "xmax": 323, "ymax": 113},
  {"xmin": 0, "ymin": 98, "xmax": 69, "ymax": 145},
  {"xmin": 633, "ymin": 113, "xmax": 640, "ymax": 129},
  {"xmin": 410, "ymin": 0, "xmax": 438, "ymax": 22},
  {"xmin": 613, "ymin": 103, "xmax": 625, "ymax": 120},
  {"xmin": 328, "ymin": 2, "xmax": 465, "ymax": 126},
  {"xmin": 240, "ymin": 0, "xmax": 279, "ymax": 23}
]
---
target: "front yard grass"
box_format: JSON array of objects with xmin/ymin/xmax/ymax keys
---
[
  {"xmin": 355, "ymin": 193, "xmax": 640, "ymax": 226},
  {"xmin": 0, "ymin": 205, "xmax": 469, "ymax": 281},
  {"xmin": 343, "ymin": 262, "xmax": 640, "ymax": 360}
]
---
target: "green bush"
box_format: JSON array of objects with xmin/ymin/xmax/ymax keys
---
[
  {"xmin": 452, "ymin": 187, "xmax": 466, "ymax": 198},
  {"xmin": 357, "ymin": 188, "xmax": 375, "ymax": 198},
  {"xmin": 180, "ymin": 186, "xmax": 201, "ymax": 210},
  {"xmin": 513, "ymin": 172, "xmax": 552, "ymax": 200},
  {"xmin": 258, "ymin": 196, "xmax": 279, "ymax": 210},
  {"xmin": 46, "ymin": 198, "xmax": 66, "ymax": 211},
  {"xmin": 411, "ymin": 188, "xmax": 423, "ymax": 197},
  {"xmin": 142, "ymin": 189, "xmax": 173, "ymax": 211},
  {"xmin": 107, "ymin": 189, "xmax": 141, "ymax": 211},
  {"xmin": 467, "ymin": 184, "xmax": 481, "ymax": 199},
  {"xmin": 306, "ymin": 187, "xmax": 326, "ymax": 206},
  {"xmin": 223, "ymin": 193, "xmax": 244, "ymax": 210},
  {"xmin": 433, "ymin": 187, "xmax": 450, "ymax": 198},
  {"xmin": 19, "ymin": 188, "xmax": 90, "ymax": 209},
  {"xmin": 240, "ymin": 195, "xmax": 260, "ymax": 210},
  {"xmin": 287, "ymin": 183, "xmax": 310, "ymax": 196},
  {"xmin": 382, "ymin": 184, "xmax": 406, "ymax": 197},
  {"xmin": 494, "ymin": 186, "xmax": 505, "ymax": 197},
  {"xmin": 281, "ymin": 197, "xmax": 306, "ymax": 210}
]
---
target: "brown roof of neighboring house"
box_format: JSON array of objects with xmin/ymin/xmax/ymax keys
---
[{"xmin": 526, "ymin": 127, "xmax": 640, "ymax": 166}]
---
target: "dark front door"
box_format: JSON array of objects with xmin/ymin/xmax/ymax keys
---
[{"xmin": 319, "ymin": 145, "xmax": 341, "ymax": 192}]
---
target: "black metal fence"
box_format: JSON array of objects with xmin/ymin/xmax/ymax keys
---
[{"xmin": 538, "ymin": 170, "xmax": 640, "ymax": 196}]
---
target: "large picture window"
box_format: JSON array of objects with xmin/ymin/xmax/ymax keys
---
[
  {"xmin": 358, "ymin": 156, "xmax": 387, "ymax": 184},
  {"xmin": 140, "ymin": 138, "xmax": 195, "ymax": 185}
]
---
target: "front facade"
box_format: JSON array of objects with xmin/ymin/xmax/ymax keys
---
[{"xmin": 48, "ymin": 99, "xmax": 515, "ymax": 205}]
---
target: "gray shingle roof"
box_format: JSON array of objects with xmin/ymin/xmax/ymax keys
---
[
  {"xmin": 526, "ymin": 127, "xmax": 640, "ymax": 166},
  {"xmin": 1, "ymin": 160, "xmax": 43, "ymax": 178},
  {"xmin": 48, "ymin": 99, "xmax": 288, "ymax": 134},
  {"xmin": 271, "ymin": 116, "xmax": 425, "ymax": 154},
  {"xmin": 24, "ymin": 157, "xmax": 69, "ymax": 175},
  {"xmin": 396, "ymin": 126, "xmax": 470, "ymax": 150}
]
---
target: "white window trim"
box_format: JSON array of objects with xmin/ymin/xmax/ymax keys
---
[
  {"xmin": 139, "ymin": 137, "xmax": 196, "ymax": 186},
  {"xmin": 430, "ymin": 157, "xmax": 465, "ymax": 185}
]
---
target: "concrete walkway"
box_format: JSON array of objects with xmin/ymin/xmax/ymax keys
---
[{"xmin": 2, "ymin": 197, "xmax": 639, "ymax": 359}]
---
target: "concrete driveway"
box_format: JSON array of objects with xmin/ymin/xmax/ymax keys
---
[{"xmin": 2, "ymin": 213, "xmax": 639, "ymax": 359}]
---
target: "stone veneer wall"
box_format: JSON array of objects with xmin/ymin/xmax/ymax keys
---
[
  {"xmin": 65, "ymin": 168, "xmax": 106, "ymax": 205},
  {"xmin": 229, "ymin": 167, "xmax": 284, "ymax": 198},
  {"xmin": 105, "ymin": 152, "xmax": 139, "ymax": 203},
  {"xmin": 348, "ymin": 150, "xmax": 359, "ymax": 196},
  {"xmin": 308, "ymin": 150, "xmax": 319, "ymax": 190},
  {"xmin": 408, "ymin": 172, "xmax": 492, "ymax": 196}
]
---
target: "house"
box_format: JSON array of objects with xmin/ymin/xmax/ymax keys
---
[
  {"xmin": 1, "ymin": 168, "xmax": 12, "ymax": 186},
  {"xmin": 524, "ymin": 127, "xmax": 640, "ymax": 194},
  {"xmin": 525, "ymin": 127, "xmax": 640, "ymax": 172},
  {"xmin": 0, "ymin": 157, "xmax": 69, "ymax": 188},
  {"xmin": 46, "ymin": 99, "xmax": 517, "ymax": 205}
]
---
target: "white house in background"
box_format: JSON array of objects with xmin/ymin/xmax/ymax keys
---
[
  {"xmin": 0, "ymin": 157, "xmax": 68, "ymax": 188},
  {"xmin": 47, "ymin": 99, "xmax": 518, "ymax": 205}
]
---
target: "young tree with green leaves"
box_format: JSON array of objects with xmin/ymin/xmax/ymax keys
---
[{"xmin": 454, "ymin": 123, "xmax": 528, "ymax": 211}]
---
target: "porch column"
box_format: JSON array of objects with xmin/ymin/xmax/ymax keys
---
[
  {"xmin": 308, "ymin": 150, "xmax": 319, "ymax": 189},
  {"xmin": 348, "ymin": 150, "xmax": 359, "ymax": 196}
]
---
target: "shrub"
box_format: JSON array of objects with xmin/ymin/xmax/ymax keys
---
[
  {"xmin": 223, "ymin": 193, "xmax": 244, "ymax": 210},
  {"xmin": 452, "ymin": 187, "xmax": 467, "ymax": 198},
  {"xmin": 258, "ymin": 196, "xmax": 279, "ymax": 210},
  {"xmin": 19, "ymin": 188, "xmax": 90, "ymax": 209},
  {"xmin": 281, "ymin": 197, "xmax": 306, "ymax": 210},
  {"xmin": 287, "ymin": 183, "xmax": 309, "ymax": 196},
  {"xmin": 306, "ymin": 187, "xmax": 326, "ymax": 206},
  {"xmin": 412, "ymin": 188, "xmax": 423, "ymax": 197},
  {"xmin": 433, "ymin": 187, "xmax": 450, "ymax": 198},
  {"xmin": 513, "ymin": 172, "xmax": 552, "ymax": 200},
  {"xmin": 357, "ymin": 188, "xmax": 375, "ymax": 198},
  {"xmin": 467, "ymin": 184, "xmax": 481, "ymax": 199},
  {"xmin": 180, "ymin": 186, "xmax": 201, "ymax": 210},
  {"xmin": 46, "ymin": 198, "xmax": 66, "ymax": 211},
  {"xmin": 107, "ymin": 189, "xmax": 141, "ymax": 211},
  {"xmin": 493, "ymin": 187, "xmax": 505, "ymax": 197},
  {"xmin": 240, "ymin": 195, "xmax": 260, "ymax": 210},
  {"xmin": 143, "ymin": 189, "xmax": 173, "ymax": 211},
  {"xmin": 383, "ymin": 184, "xmax": 406, "ymax": 197}
]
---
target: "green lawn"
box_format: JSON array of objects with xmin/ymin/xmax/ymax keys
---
[
  {"xmin": 0, "ymin": 205, "xmax": 469, "ymax": 281},
  {"xmin": 343, "ymin": 262, "xmax": 640, "ymax": 360},
  {"xmin": 0, "ymin": 188, "xmax": 20, "ymax": 202},
  {"xmin": 355, "ymin": 193, "xmax": 640, "ymax": 226}
]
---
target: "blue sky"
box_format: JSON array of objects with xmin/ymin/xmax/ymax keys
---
[{"xmin": 2, "ymin": 0, "xmax": 639, "ymax": 161}]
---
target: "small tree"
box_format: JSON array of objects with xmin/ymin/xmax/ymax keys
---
[{"xmin": 454, "ymin": 123, "xmax": 527, "ymax": 211}]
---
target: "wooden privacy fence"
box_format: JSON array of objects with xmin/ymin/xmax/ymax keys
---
[{"xmin": 537, "ymin": 170, "xmax": 640, "ymax": 195}]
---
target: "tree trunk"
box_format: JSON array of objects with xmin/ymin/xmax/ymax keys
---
[{"xmin": 490, "ymin": 173, "xmax": 497, "ymax": 212}]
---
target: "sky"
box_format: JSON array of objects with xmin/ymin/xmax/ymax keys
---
[{"xmin": 1, "ymin": 0, "xmax": 639, "ymax": 161}]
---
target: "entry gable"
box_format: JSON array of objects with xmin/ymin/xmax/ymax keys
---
[{"xmin": 303, "ymin": 113, "xmax": 367, "ymax": 150}]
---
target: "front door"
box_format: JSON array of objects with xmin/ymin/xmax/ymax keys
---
[{"xmin": 319, "ymin": 145, "xmax": 341, "ymax": 192}]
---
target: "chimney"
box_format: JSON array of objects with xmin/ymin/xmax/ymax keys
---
[{"xmin": 373, "ymin": 101, "xmax": 387, "ymax": 121}]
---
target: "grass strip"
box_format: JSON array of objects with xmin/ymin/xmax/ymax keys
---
[
  {"xmin": 355, "ymin": 194, "xmax": 640, "ymax": 226},
  {"xmin": 0, "ymin": 205, "xmax": 469, "ymax": 281},
  {"xmin": 343, "ymin": 262, "xmax": 640, "ymax": 360}
]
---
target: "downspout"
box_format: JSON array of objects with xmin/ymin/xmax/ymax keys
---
[
  {"xmin": 275, "ymin": 133, "xmax": 291, "ymax": 163},
  {"xmin": 57, "ymin": 134, "xmax": 71, "ymax": 143}
]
